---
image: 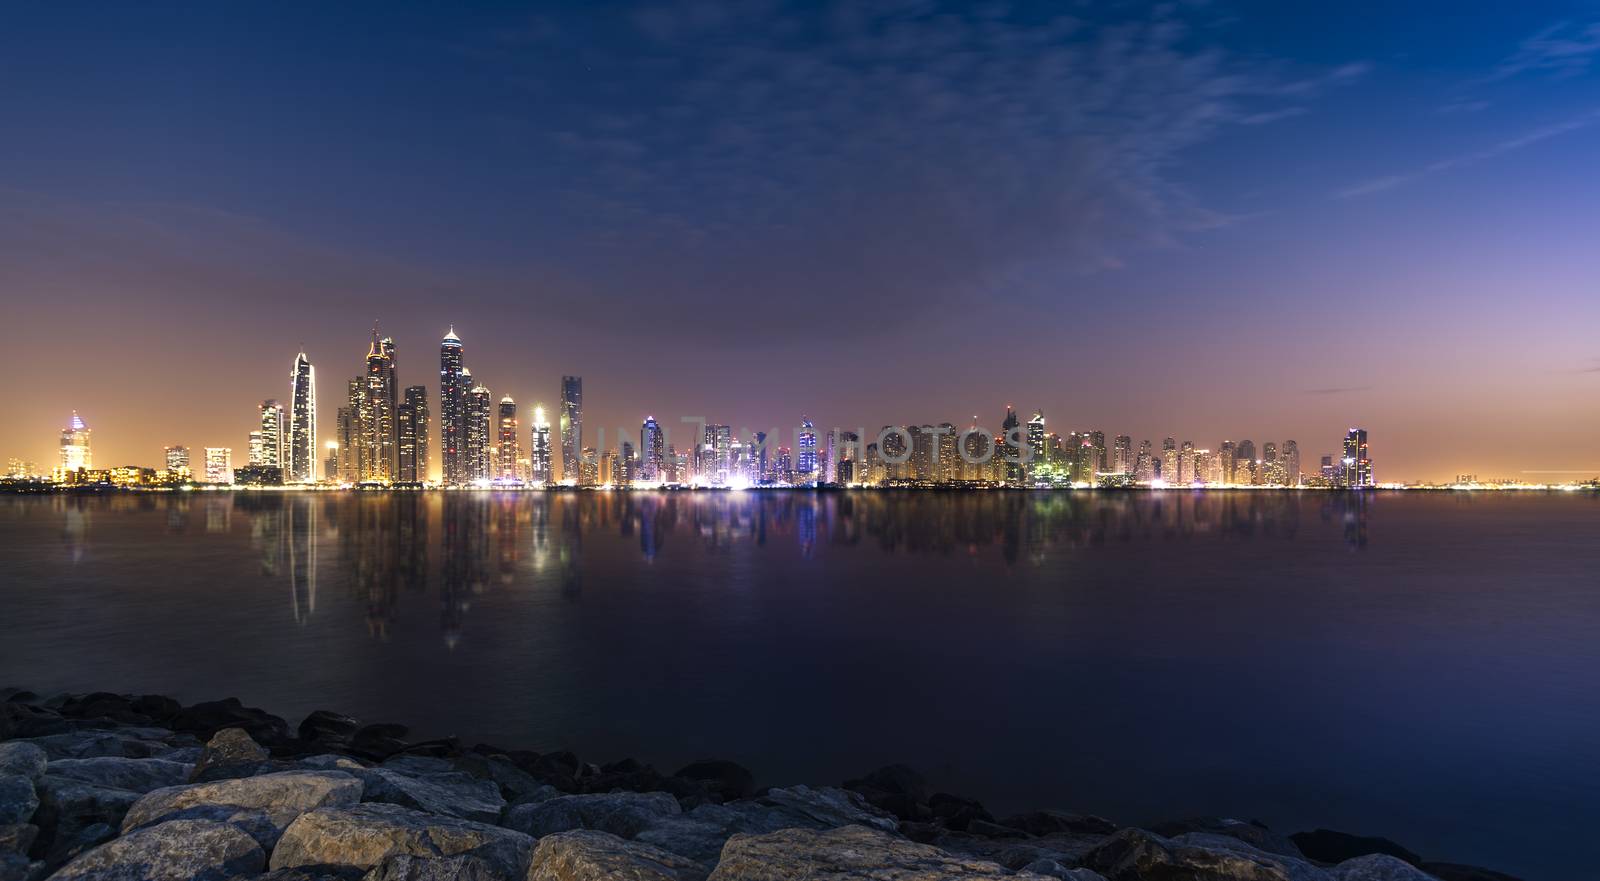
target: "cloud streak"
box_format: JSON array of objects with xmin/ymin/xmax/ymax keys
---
[{"xmin": 1336, "ymin": 109, "xmax": 1600, "ymax": 198}]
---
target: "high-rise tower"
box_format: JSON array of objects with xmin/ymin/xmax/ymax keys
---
[
  {"xmin": 439, "ymin": 328, "xmax": 466, "ymax": 485},
  {"xmin": 288, "ymin": 352, "xmax": 317, "ymax": 482},
  {"xmin": 797, "ymin": 417, "xmax": 817, "ymax": 477},
  {"xmin": 497, "ymin": 396, "xmax": 520, "ymax": 480},
  {"xmin": 467, "ymin": 379, "xmax": 492, "ymax": 481},
  {"xmin": 559, "ymin": 376, "xmax": 582, "ymax": 483},
  {"xmin": 530, "ymin": 406, "xmax": 552, "ymax": 484},
  {"xmin": 362, "ymin": 329, "xmax": 397, "ymax": 481},
  {"xmin": 1342, "ymin": 428, "xmax": 1372, "ymax": 487},
  {"xmin": 57, "ymin": 412, "xmax": 91, "ymax": 479},
  {"xmin": 641, "ymin": 416, "xmax": 664, "ymax": 482},
  {"xmin": 258, "ymin": 399, "xmax": 286, "ymax": 469}
]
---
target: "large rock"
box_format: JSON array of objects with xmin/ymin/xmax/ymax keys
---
[
  {"xmin": 0, "ymin": 704, "xmax": 69, "ymax": 741},
  {"xmin": 0, "ymin": 744, "xmax": 47, "ymax": 782},
  {"xmin": 706, "ymin": 824, "xmax": 1027, "ymax": 880},
  {"xmin": 1417, "ymin": 864, "xmax": 1521, "ymax": 881},
  {"xmin": 1020, "ymin": 862, "xmax": 1108, "ymax": 881},
  {"xmin": 32, "ymin": 777, "xmax": 139, "ymax": 859},
  {"xmin": 249, "ymin": 866, "xmax": 367, "ymax": 881},
  {"xmin": 19, "ymin": 731, "xmax": 178, "ymax": 761},
  {"xmin": 527, "ymin": 830, "xmax": 706, "ymax": 881},
  {"xmin": 360, "ymin": 853, "xmax": 505, "ymax": 881},
  {"xmin": 52, "ymin": 818, "xmax": 266, "ymax": 881},
  {"xmin": 299, "ymin": 711, "xmax": 363, "ymax": 752},
  {"xmin": 1086, "ymin": 828, "xmax": 1331, "ymax": 881},
  {"xmin": 636, "ymin": 785, "xmax": 897, "ymax": 863},
  {"xmin": 270, "ymin": 803, "xmax": 534, "ymax": 880},
  {"xmin": 0, "ymin": 851, "xmax": 35, "ymax": 881},
  {"xmin": 1330, "ymin": 855, "xmax": 1441, "ymax": 880},
  {"xmin": 671, "ymin": 760, "xmax": 754, "ymax": 803},
  {"xmin": 440, "ymin": 756, "xmax": 548, "ymax": 804},
  {"xmin": 1291, "ymin": 830, "xmax": 1421, "ymax": 866},
  {"xmin": 0, "ymin": 778, "xmax": 36, "ymax": 825},
  {"xmin": 122, "ymin": 771, "xmax": 364, "ymax": 840},
  {"xmin": 1153, "ymin": 818, "xmax": 1303, "ymax": 859},
  {"xmin": 48, "ymin": 758, "xmax": 194, "ymax": 793},
  {"xmin": 190, "ymin": 728, "xmax": 272, "ymax": 782},
  {"xmin": 350, "ymin": 767, "xmax": 504, "ymax": 823},
  {"xmin": 502, "ymin": 791, "xmax": 681, "ymax": 839},
  {"xmin": 172, "ymin": 699, "xmax": 292, "ymax": 750},
  {"xmin": 0, "ymin": 823, "xmax": 37, "ymax": 855}
]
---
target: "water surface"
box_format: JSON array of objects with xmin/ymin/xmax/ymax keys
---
[{"xmin": 2, "ymin": 490, "xmax": 1596, "ymax": 880}]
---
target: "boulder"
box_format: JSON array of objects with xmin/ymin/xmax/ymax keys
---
[
  {"xmin": 527, "ymin": 830, "xmax": 706, "ymax": 881},
  {"xmin": 251, "ymin": 866, "xmax": 368, "ymax": 881},
  {"xmin": 671, "ymin": 760, "xmax": 754, "ymax": 803},
  {"xmin": 270, "ymin": 803, "xmax": 534, "ymax": 880},
  {"xmin": 1329, "ymin": 855, "xmax": 1441, "ymax": 880},
  {"xmin": 1417, "ymin": 864, "xmax": 1521, "ymax": 881},
  {"xmin": 52, "ymin": 818, "xmax": 266, "ymax": 881},
  {"xmin": 1086, "ymin": 828, "xmax": 1330, "ymax": 881},
  {"xmin": 442, "ymin": 755, "xmax": 548, "ymax": 804},
  {"xmin": 0, "ymin": 778, "xmax": 36, "ymax": 825},
  {"xmin": 172, "ymin": 699, "xmax": 292, "ymax": 750},
  {"xmin": 348, "ymin": 725, "xmax": 411, "ymax": 762},
  {"xmin": 1, "ymin": 703, "xmax": 70, "ymax": 741},
  {"xmin": 1020, "ymin": 861, "xmax": 1108, "ymax": 881},
  {"xmin": 55, "ymin": 822, "xmax": 119, "ymax": 863},
  {"xmin": 502, "ymin": 791, "xmax": 681, "ymax": 839},
  {"xmin": 122, "ymin": 771, "xmax": 364, "ymax": 839},
  {"xmin": 17, "ymin": 731, "xmax": 175, "ymax": 761},
  {"xmin": 927, "ymin": 791, "xmax": 993, "ymax": 831},
  {"xmin": 47, "ymin": 758, "xmax": 194, "ymax": 793},
  {"xmin": 360, "ymin": 853, "xmax": 505, "ymax": 881},
  {"xmin": 1291, "ymin": 830, "xmax": 1421, "ymax": 866},
  {"xmin": 1002, "ymin": 811, "xmax": 1119, "ymax": 837},
  {"xmin": 0, "ymin": 745, "xmax": 47, "ymax": 782},
  {"xmin": 190, "ymin": 728, "xmax": 272, "ymax": 782},
  {"xmin": 842, "ymin": 764, "xmax": 930, "ymax": 804},
  {"xmin": 634, "ymin": 785, "xmax": 895, "ymax": 864},
  {"xmin": 348, "ymin": 767, "xmax": 503, "ymax": 823},
  {"xmin": 1152, "ymin": 818, "xmax": 1303, "ymax": 859},
  {"xmin": 0, "ymin": 824, "xmax": 36, "ymax": 855},
  {"xmin": 705, "ymin": 824, "xmax": 1025, "ymax": 880},
  {"xmin": 299, "ymin": 712, "xmax": 363, "ymax": 752},
  {"xmin": 0, "ymin": 851, "xmax": 34, "ymax": 881}
]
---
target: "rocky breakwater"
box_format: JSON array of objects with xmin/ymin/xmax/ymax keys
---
[{"xmin": 2, "ymin": 688, "xmax": 1524, "ymax": 881}]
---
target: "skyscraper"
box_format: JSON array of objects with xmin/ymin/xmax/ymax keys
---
[
  {"xmin": 1112, "ymin": 435, "xmax": 1132, "ymax": 474},
  {"xmin": 56, "ymin": 411, "xmax": 91, "ymax": 479},
  {"xmin": 1134, "ymin": 440, "xmax": 1154, "ymax": 483},
  {"xmin": 797, "ymin": 417, "xmax": 817, "ymax": 477},
  {"xmin": 1027, "ymin": 410, "xmax": 1046, "ymax": 476},
  {"xmin": 165, "ymin": 445, "xmax": 190, "ymax": 474},
  {"xmin": 204, "ymin": 447, "xmax": 233, "ymax": 484},
  {"xmin": 999, "ymin": 405, "xmax": 1021, "ymax": 484},
  {"xmin": 497, "ymin": 396, "xmax": 520, "ymax": 480},
  {"xmin": 288, "ymin": 351, "xmax": 316, "ymax": 483},
  {"xmin": 1343, "ymin": 428, "xmax": 1373, "ymax": 487},
  {"xmin": 338, "ymin": 377, "xmax": 364, "ymax": 482},
  {"xmin": 467, "ymin": 380, "xmax": 492, "ymax": 481},
  {"xmin": 1219, "ymin": 440, "xmax": 1236, "ymax": 484},
  {"xmin": 560, "ymin": 376, "xmax": 583, "ymax": 484},
  {"xmin": 641, "ymin": 416, "xmax": 664, "ymax": 482},
  {"xmin": 257, "ymin": 399, "xmax": 286, "ymax": 468},
  {"xmin": 530, "ymin": 406, "xmax": 552, "ymax": 484},
  {"xmin": 362, "ymin": 330, "xmax": 397, "ymax": 481},
  {"xmin": 1161, "ymin": 438, "xmax": 1178, "ymax": 484},
  {"xmin": 396, "ymin": 385, "xmax": 428, "ymax": 483},
  {"xmin": 1282, "ymin": 440, "xmax": 1301, "ymax": 487},
  {"xmin": 439, "ymin": 328, "xmax": 466, "ymax": 485}
]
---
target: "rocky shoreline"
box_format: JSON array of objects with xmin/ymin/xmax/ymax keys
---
[{"xmin": 1, "ymin": 688, "xmax": 1520, "ymax": 881}]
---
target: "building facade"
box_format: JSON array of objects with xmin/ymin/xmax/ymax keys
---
[
  {"xmin": 288, "ymin": 351, "xmax": 316, "ymax": 483},
  {"xmin": 439, "ymin": 328, "xmax": 466, "ymax": 485},
  {"xmin": 559, "ymin": 375, "xmax": 582, "ymax": 483}
]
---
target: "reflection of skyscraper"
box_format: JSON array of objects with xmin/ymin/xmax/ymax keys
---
[
  {"xmin": 641, "ymin": 416, "xmax": 664, "ymax": 482},
  {"xmin": 57, "ymin": 411, "xmax": 92, "ymax": 479},
  {"xmin": 440, "ymin": 328, "xmax": 466, "ymax": 485},
  {"xmin": 467, "ymin": 380, "xmax": 492, "ymax": 481},
  {"xmin": 497, "ymin": 396, "xmax": 520, "ymax": 480},
  {"xmin": 288, "ymin": 351, "xmax": 317, "ymax": 483},
  {"xmin": 397, "ymin": 385, "xmax": 428, "ymax": 483},
  {"xmin": 560, "ymin": 376, "xmax": 582, "ymax": 483},
  {"xmin": 530, "ymin": 406, "xmax": 552, "ymax": 484}
]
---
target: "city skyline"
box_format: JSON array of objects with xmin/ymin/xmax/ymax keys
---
[{"xmin": 4, "ymin": 3, "xmax": 1600, "ymax": 482}]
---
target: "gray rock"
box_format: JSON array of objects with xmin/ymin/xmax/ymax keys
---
[
  {"xmin": 270, "ymin": 803, "xmax": 534, "ymax": 880},
  {"xmin": 53, "ymin": 822, "xmax": 120, "ymax": 866},
  {"xmin": 19, "ymin": 731, "xmax": 175, "ymax": 761},
  {"xmin": 0, "ymin": 851, "xmax": 34, "ymax": 881},
  {"xmin": 1086, "ymin": 828, "xmax": 1330, "ymax": 881},
  {"xmin": 1020, "ymin": 861, "xmax": 1108, "ymax": 881},
  {"xmin": 445, "ymin": 755, "xmax": 547, "ymax": 803},
  {"xmin": 125, "ymin": 803, "xmax": 283, "ymax": 852},
  {"xmin": 1154, "ymin": 818, "xmax": 1304, "ymax": 860},
  {"xmin": 155, "ymin": 747, "xmax": 204, "ymax": 765},
  {"xmin": 379, "ymin": 757, "xmax": 456, "ymax": 777},
  {"xmin": 190, "ymin": 728, "xmax": 272, "ymax": 783},
  {"xmin": 527, "ymin": 830, "xmax": 706, "ymax": 881},
  {"xmin": 348, "ymin": 768, "xmax": 503, "ymax": 824},
  {"xmin": 1330, "ymin": 855, "xmax": 1442, "ymax": 881},
  {"xmin": 360, "ymin": 853, "xmax": 505, "ymax": 881},
  {"xmin": 0, "ymin": 744, "xmax": 47, "ymax": 782},
  {"xmin": 502, "ymin": 791, "xmax": 680, "ymax": 839},
  {"xmin": 32, "ymin": 778, "xmax": 139, "ymax": 864},
  {"xmin": 248, "ymin": 866, "xmax": 367, "ymax": 881},
  {"xmin": 0, "ymin": 824, "xmax": 36, "ymax": 856},
  {"xmin": 629, "ymin": 818, "xmax": 730, "ymax": 865},
  {"xmin": 52, "ymin": 818, "xmax": 266, "ymax": 881},
  {"xmin": 47, "ymin": 758, "xmax": 194, "ymax": 794},
  {"xmin": 0, "ymin": 778, "xmax": 36, "ymax": 825},
  {"xmin": 295, "ymin": 756, "xmax": 368, "ymax": 772},
  {"xmin": 635, "ymin": 785, "xmax": 896, "ymax": 864},
  {"xmin": 122, "ymin": 771, "xmax": 364, "ymax": 840},
  {"xmin": 705, "ymin": 824, "xmax": 1027, "ymax": 880}
]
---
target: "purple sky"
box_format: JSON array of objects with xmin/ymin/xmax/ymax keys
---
[{"xmin": 3, "ymin": 1, "xmax": 1599, "ymax": 482}]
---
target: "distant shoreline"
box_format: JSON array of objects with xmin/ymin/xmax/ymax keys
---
[{"xmin": 1, "ymin": 483, "xmax": 1595, "ymax": 494}]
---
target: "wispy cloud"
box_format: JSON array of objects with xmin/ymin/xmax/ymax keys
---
[
  {"xmin": 1303, "ymin": 386, "xmax": 1373, "ymax": 396},
  {"xmin": 1336, "ymin": 109, "xmax": 1600, "ymax": 198},
  {"xmin": 1486, "ymin": 19, "xmax": 1600, "ymax": 82}
]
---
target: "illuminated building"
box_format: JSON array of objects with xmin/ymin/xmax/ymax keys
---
[
  {"xmin": 7, "ymin": 459, "xmax": 38, "ymax": 478},
  {"xmin": 497, "ymin": 396, "xmax": 520, "ymax": 480},
  {"xmin": 1321, "ymin": 454, "xmax": 1339, "ymax": 483},
  {"xmin": 1343, "ymin": 428, "xmax": 1373, "ymax": 487},
  {"xmin": 337, "ymin": 377, "xmax": 363, "ymax": 481},
  {"xmin": 618, "ymin": 440, "xmax": 635, "ymax": 483},
  {"xmin": 1219, "ymin": 440, "xmax": 1236, "ymax": 484},
  {"xmin": 1075, "ymin": 441, "xmax": 1095, "ymax": 484},
  {"xmin": 797, "ymin": 417, "xmax": 817, "ymax": 478},
  {"xmin": 57, "ymin": 411, "xmax": 92, "ymax": 479},
  {"xmin": 1090, "ymin": 430, "xmax": 1107, "ymax": 476},
  {"xmin": 396, "ymin": 385, "xmax": 428, "ymax": 483},
  {"xmin": 1134, "ymin": 440, "xmax": 1154, "ymax": 483},
  {"xmin": 1161, "ymin": 438, "xmax": 1177, "ymax": 485},
  {"xmin": 559, "ymin": 375, "xmax": 583, "ymax": 483},
  {"xmin": 1027, "ymin": 410, "xmax": 1046, "ymax": 477},
  {"xmin": 1179, "ymin": 440, "xmax": 1195, "ymax": 484},
  {"xmin": 1283, "ymin": 440, "xmax": 1301, "ymax": 487},
  {"xmin": 701, "ymin": 424, "xmax": 732, "ymax": 483},
  {"xmin": 579, "ymin": 447, "xmax": 598, "ymax": 485},
  {"xmin": 257, "ymin": 399, "xmax": 285, "ymax": 468},
  {"xmin": 467, "ymin": 380, "xmax": 492, "ymax": 481},
  {"xmin": 530, "ymin": 406, "xmax": 552, "ymax": 483},
  {"xmin": 1262, "ymin": 442, "xmax": 1282, "ymax": 485},
  {"xmin": 1113, "ymin": 435, "xmax": 1132, "ymax": 474},
  {"xmin": 439, "ymin": 328, "xmax": 466, "ymax": 485},
  {"xmin": 602, "ymin": 449, "xmax": 619, "ymax": 485},
  {"xmin": 999, "ymin": 406, "xmax": 1021, "ymax": 485},
  {"xmin": 248, "ymin": 431, "xmax": 266, "ymax": 466},
  {"xmin": 361, "ymin": 330, "xmax": 397, "ymax": 481},
  {"xmin": 324, "ymin": 442, "xmax": 339, "ymax": 483},
  {"xmin": 163, "ymin": 445, "xmax": 188, "ymax": 474},
  {"xmin": 748, "ymin": 431, "xmax": 768, "ymax": 483},
  {"xmin": 641, "ymin": 416, "xmax": 664, "ymax": 481},
  {"xmin": 1235, "ymin": 440, "xmax": 1256, "ymax": 484},
  {"xmin": 288, "ymin": 351, "xmax": 317, "ymax": 483},
  {"xmin": 204, "ymin": 447, "xmax": 233, "ymax": 484}
]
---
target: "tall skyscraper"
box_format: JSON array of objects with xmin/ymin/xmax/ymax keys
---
[
  {"xmin": 288, "ymin": 351, "xmax": 316, "ymax": 483},
  {"xmin": 1343, "ymin": 428, "xmax": 1373, "ymax": 487},
  {"xmin": 797, "ymin": 417, "xmax": 817, "ymax": 477},
  {"xmin": 165, "ymin": 445, "xmax": 190, "ymax": 474},
  {"xmin": 338, "ymin": 377, "xmax": 364, "ymax": 481},
  {"xmin": 999, "ymin": 405, "xmax": 1021, "ymax": 484},
  {"xmin": 57, "ymin": 412, "xmax": 91, "ymax": 479},
  {"xmin": 439, "ymin": 328, "xmax": 466, "ymax": 485},
  {"xmin": 467, "ymin": 380, "xmax": 492, "ymax": 481},
  {"xmin": 497, "ymin": 396, "xmax": 520, "ymax": 480},
  {"xmin": 1112, "ymin": 435, "xmax": 1132, "ymax": 474},
  {"xmin": 1027, "ymin": 410, "xmax": 1046, "ymax": 475},
  {"xmin": 1282, "ymin": 440, "xmax": 1301, "ymax": 487},
  {"xmin": 1161, "ymin": 438, "xmax": 1178, "ymax": 484},
  {"xmin": 1219, "ymin": 440, "xmax": 1237, "ymax": 484},
  {"xmin": 530, "ymin": 406, "xmax": 552, "ymax": 484},
  {"xmin": 257, "ymin": 399, "xmax": 286, "ymax": 468},
  {"xmin": 1134, "ymin": 440, "xmax": 1154, "ymax": 483},
  {"xmin": 641, "ymin": 416, "xmax": 664, "ymax": 482},
  {"xmin": 396, "ymin": 385, "xmax": 428, "ymax": 483},
  {"xmin": 204, "ymin": 447, "xmax": 233, "ymax": 484},
  {"xmin": 361, "ymin": 330, "xmax": 397, "ymax": 481},
  {"xmin": 1262, "ymin": 441, "xmax": 1281, "ymax": 485},
  {"xmin": 560, "ymin": 376, "xmax": 583, "ymax": 484}
]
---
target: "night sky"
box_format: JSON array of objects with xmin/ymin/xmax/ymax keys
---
[{"xmin": 3, "ymin": 1, "xmax": 1599, "ymax": 482}]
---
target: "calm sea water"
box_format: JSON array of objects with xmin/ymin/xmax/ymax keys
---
[{"xmin": 1, "ymin": 490, "xmax": 1596, "ymax": 879}]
